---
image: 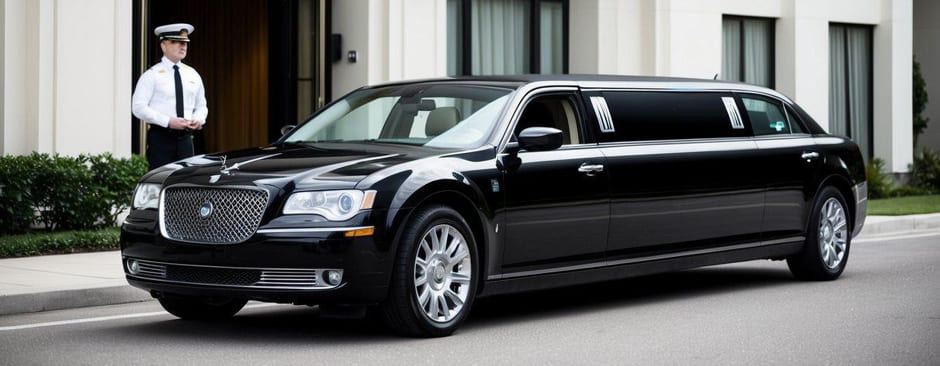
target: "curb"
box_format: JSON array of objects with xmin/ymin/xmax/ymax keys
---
[
  {"xmin": 0, "ymin": 286, "xmax": 153, "ymax": 316},
  {"xmin": 860, "ymin": 213, "xmax": 940, "ymax": 236}
]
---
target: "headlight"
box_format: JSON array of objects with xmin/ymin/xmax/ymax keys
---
[
  {"xmin": 133, "ymin": 183, "xmax": 161, "ymax": 210},
  {"xmin": 283, "ymin": 190, "xmax": 376, "ymax": 221}
]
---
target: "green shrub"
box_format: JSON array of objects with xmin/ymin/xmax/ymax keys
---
[
  {"xmin": 867, "ymin": 158, "xmax": 894, "ymax": 199},
  {"xmin": 911, "ymin": 148, "xmax": 940, "ymax": 193},
  {"xmin": 885, "ymin": 185, "xmax": 932, "ymax": 198},
  {"xmin": 0, "ymin": 227, "xmax": 120, "ymax": 258},
  {"xmin": 0, "ymin": 152, "xmax": 147, "ymax": 234}
]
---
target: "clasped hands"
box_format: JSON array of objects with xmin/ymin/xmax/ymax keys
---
[{"xmin": 168, "ymin": 117, "xmax": 204, "ymax": 131}]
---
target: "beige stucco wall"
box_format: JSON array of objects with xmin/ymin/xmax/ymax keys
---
[
  {"xmin": 0, "ymin": 0, "xmax": 131, "ymax": 157},
  {"xmin": 331, "ymin": 0, "xmax": 447, "ymax": 98}
]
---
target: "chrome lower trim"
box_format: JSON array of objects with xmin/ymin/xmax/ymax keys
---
[
  {"xmin": 488, "ymin": 236, "xmax": 804, "ymax": 280},
  {"xmin": 255, "ymin": 226, "xmax": 372, "ymax": 234},
  {"xmin": 124, "ymin": 258, "xmax": 342, "ymax": 290}
]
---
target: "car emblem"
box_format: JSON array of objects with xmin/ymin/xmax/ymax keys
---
[{"xmin": 199, "ymin": 201, "xmax": 213, "ymax": 218}]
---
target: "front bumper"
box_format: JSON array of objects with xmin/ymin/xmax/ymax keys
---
[{"xmin": 120, "ymin": 213, "xmax": 395, "ymax": 305}]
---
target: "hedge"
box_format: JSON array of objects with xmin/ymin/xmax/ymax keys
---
[
  {"xmin": 0, "ymin": 227, "xmax": 120, "ymax": 258},
  {"xmin": 0, "ymin": 152, "xmax": 148, "ymax": 234}
]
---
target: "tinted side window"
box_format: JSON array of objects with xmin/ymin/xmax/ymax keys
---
[
  {"xmin": 784, "ymin": 104, "xmax": 808, "ymax": 134},
  {"xmin": 514, "ymin": 94, "xmax": 582, "ymax": 145},
  {"xmin": 595, "ymin": 91, "xmax": 748, "ymax": 142},
  {"xmin": 741, "ymin": 96, "xmax": 789, "ymax": 136}
]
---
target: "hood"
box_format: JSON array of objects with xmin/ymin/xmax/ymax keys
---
[{"xmin": 146, "ymin": 142, "xmax": 443, "ymax": 189}]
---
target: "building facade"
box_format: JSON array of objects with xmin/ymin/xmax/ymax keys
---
[{"xmin": 0, "ymin": 0, "xmax": 924, "ymax": 175}]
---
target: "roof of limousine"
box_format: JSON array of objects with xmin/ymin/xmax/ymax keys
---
[{"xmin": 367, "ymin": 74, "xmax": 791, "ymax": 102}]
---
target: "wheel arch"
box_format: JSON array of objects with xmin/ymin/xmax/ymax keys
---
[
  {"xmin": 812, "ymin": 174, "xmax": 856, "ymax": 234},
  {"xmin": 387, "ymin": 181, "xmax": 494, "ymax": 295}
]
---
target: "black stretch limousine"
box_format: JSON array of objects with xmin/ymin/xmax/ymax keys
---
[{"xmin": 122, "ymin": 75, "xmax": 867, "ymax": 337}]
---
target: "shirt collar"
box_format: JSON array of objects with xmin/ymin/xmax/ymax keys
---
[{"xmin": 161, "ymin": 56, "xmax": 185, "ymax": 69}]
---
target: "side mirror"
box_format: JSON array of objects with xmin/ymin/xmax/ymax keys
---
[
  {"xmin": 280, "ymin": 125, "xmax": 296, "ymax": 136},
  {"xmin": 518, "ymin": 127, "xmax": 563, "ymax": 152}
]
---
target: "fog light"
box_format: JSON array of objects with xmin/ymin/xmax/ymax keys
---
[
  {"xmin": 325, "ymin": 270, "xmax": 342, "ymax": 286},
  {"xmin": 127, "ymin": 259, "xmax": 140, "ymax": 275}
]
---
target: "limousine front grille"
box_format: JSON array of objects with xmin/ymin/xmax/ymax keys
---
[
  {"xmin": 124, "ymin": 259, "xmax": 334, "ymax": 289},
  {"xmin": 161, "ymin": 186, "xmax": 269, "ymax": 244}
]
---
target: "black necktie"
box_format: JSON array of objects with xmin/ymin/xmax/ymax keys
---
[{"xmin": 173, "ymin": 65, "xmax": 184, "ymax": 118}]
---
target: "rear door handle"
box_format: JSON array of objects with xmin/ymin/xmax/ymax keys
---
[
  {"xmin": 801, "ymin": 151, "xmax": 820, "ymax": 161},
  {"xmin": 578, "ymin": 163, "xmax": 605, "ymax": 176}
]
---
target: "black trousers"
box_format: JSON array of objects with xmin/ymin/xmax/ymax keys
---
[{"xmin": 147, "ymin": 126, "xmax": 194, "ymax": 169}]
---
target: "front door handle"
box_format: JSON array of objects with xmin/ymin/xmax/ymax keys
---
[
  {"xmin": 801, "ymin": 151, "xmax": 820, "ymax": 161},
  {"xmin": 578, "ymin": 163, "xmax": 605, "ymax": 176}
]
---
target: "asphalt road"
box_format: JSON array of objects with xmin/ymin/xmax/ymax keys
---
[{"xmin": 2, "ymin": 232, "xmax": 938, "ymax": 365}]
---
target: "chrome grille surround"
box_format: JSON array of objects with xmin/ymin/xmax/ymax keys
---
[
  {"xmin": 124, "ymin": 258, "xmax": 342, "ymax": 290},
  {"xmin": 160, "ymin": 185, "xmax": 269, "ymax": 244}
]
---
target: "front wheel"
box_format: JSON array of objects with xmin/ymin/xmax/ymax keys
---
[
  {"xmin": 381, "ymin": 205, "xmax": 478, "ymax": 337},
  {"xmin": 158, "ymin": 295, "xmax": 247, "ymax": 320},
  {"xmin": 787, "ymin": 186, "xmax": 852, "ymax": 281}
]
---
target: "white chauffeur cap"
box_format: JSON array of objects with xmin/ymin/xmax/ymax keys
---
[{"xmin": 154, "ymin": 23, "xmax": 194, "ymax": 42}]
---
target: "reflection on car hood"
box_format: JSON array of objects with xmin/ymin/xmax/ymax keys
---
[{"xmin": 146, "ymin": 142, "xmax": 442, "ymax": 189}]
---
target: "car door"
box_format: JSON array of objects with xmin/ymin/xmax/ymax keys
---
[
  {"xmin": 586, "ymin": 90, "xmax": 766, "ymax": 260},
  {"xmin": 740, "ymin": 93, "xmax": 821, "ymax": 240},
  {"xmin": 500, "ymin": 90, "xmax": 610, "ymax": 274}
]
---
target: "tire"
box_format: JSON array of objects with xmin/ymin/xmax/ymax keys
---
[
  {"xmin": 787, "ymin": 186, "xmax": 852, "ymax": 281},
  {"xmin": 158, "ymin": 295, "xmax": 247, "ymax": 320},
  {"xmin": 380, "ymin": 205, "xmax": 478, "ymax": 337}
]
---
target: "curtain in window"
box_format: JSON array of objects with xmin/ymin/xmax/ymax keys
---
[
  {"xmin": 742, "ymin": 19, "xmax": 772, "ymax": 87},
  {"xmin": 721, "ymin": 17, "xmax": 772, "ymax": 87},
  {"xmin": 471, "ymin": 0, "xmax": 530, "ymax": 75},
  {"xmin": 829, "ymin": 27, "xmax": 848, "ymax": 137},
  {"xmin": 539, "ymin": 1, "xmax": 563, "ymax": 74},
  {"xmin": 447, "ymin": 0, "xmax": 462, "ymax": 76},
  {"xmin": 846, "ymin": 27, "xmax": 871, "ymax": 159},
  {"xmin": 722, "ymin": 19, "xmax": 741, "ymax": 82},
  {"xmin": 829, "ymin": 25, "xmax": 872, "ymax": 160}
]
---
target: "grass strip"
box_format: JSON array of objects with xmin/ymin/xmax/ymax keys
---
[{"xmin": 868, "ymin": 194, "xmax": 940, "ymax": 216}]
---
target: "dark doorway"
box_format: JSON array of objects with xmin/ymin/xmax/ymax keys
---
[{"xmin": 133, "ymin": 0, "xmax": 327, "ymax": 156}]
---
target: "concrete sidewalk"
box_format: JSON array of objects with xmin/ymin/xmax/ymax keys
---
[{"xmin": 2, "ymin": 213, "xmax": 940, "ymax": 317}]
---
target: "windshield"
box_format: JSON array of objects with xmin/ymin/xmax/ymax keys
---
[{"xmin": 285, "ymin": 83, "xmax": 515, "ymax": 149}]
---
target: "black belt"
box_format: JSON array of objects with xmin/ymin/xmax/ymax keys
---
[{"xmin": 149, "ymin": 124, "xmax": 192, "ymax": 138}]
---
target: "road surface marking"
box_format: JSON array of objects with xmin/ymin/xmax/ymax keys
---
[{"xmin": 0, "ymin": 303, "xmax": 279, "ymax": 331}]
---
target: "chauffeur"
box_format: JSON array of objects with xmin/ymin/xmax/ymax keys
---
[{"xmin": 132, "ymin": 23, "xmax": 208, "ymax": 169}]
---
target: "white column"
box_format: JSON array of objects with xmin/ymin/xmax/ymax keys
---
[
  {"xmin": 568, "ymin": 0, "xmax": 600, "ymax": 73},
  {"xmin": 653, "ymin": 0, "xmax": 722, "ymax": 79},
  {"xmin": 874, "ymin": 0, "xmax": 913, "ymax": 173},
  {"xmin": 1, "ymin": 0, "xmax": 27, "ymax": 155},
  {"xmin": 776, "ymin": 0, "xmax": 830, "ymax": 130},
  {"xmin": 25, "ymin": 0, "xmax": 55, "ymax": 154}
]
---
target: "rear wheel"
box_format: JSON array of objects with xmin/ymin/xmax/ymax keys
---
[
  {"xmin": 787, "ymin": 186, "xmax": 851, "ymax": 281},
  {"xmin": 381, "ymin": 205, "xmax": 477, "ymax": 337},
  {"xmin": 158, "ymin": 295, "xmax": 247, "ymax": 320}
]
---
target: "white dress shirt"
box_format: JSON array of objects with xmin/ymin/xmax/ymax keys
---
[{"xmin": 132, "ymin": 56, "xmax": 208, "ymax": 128}]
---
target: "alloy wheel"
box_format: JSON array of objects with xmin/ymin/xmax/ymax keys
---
[
  {"xmin": 413, "ymin": 223, "xmax": 472, "ymax": 323},
  {"xmin": 818, "ymin": 197, "xmax": 848, "ymax": 269}
]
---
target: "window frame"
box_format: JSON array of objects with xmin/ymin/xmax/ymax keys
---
[
  {"xmin": 722, "ymin": 15, "xmax": 776, "ymax": 89},
  {"xmin": 452, "ymin": 0, "xmax": 569, "ymax": 76}
]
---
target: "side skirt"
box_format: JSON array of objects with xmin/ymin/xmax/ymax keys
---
[{"xmin": 478, "ymin": 239, "xmax": 803, "ymax": 297}]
